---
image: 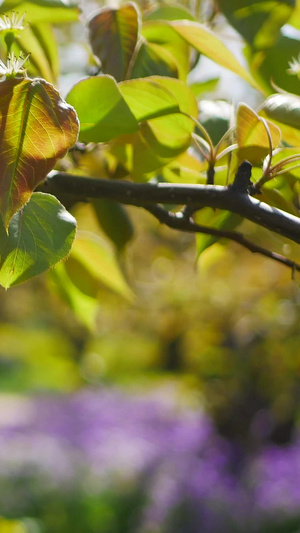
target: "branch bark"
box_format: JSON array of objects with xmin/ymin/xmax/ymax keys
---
[{"xmin": 41, "ymin": 172, "xmax": 300, "ymax": 244}]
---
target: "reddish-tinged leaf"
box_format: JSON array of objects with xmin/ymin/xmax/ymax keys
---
[
  {"xmin": 88, "ymin": 3, "xmax": 139, "ymax": 82},
  {"xmin": 0, "ymin": 77, "xmax": 79, "ymax": 228}
]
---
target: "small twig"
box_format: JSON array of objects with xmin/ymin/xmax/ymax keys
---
[{"xmin": 143, "ymin": 204, "xmax": 300, "ymax": 273}]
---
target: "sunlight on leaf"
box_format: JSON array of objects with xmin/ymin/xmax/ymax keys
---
[
  {"xmin": 119, "ymin": 77, "xmax": 180, "ymax": 121},
  {"xmin": 236, "ymin": 103, "xmax": 281, "ymax": 163},
  {"xmin": 66, "ymin": 75, "xmax": 139, "ymax": 142},
  {"xmin": 0, "ymin": 193, "xmax": 76, "ymax": 289},
  {"xmin": 170, "ymin": 21, "xmax": 261, "ymax": 90},
  {"xmin": 1, "ymin": 1, "xmax": 80, "ymax": 24},
  {"xmin": 0, "ymin": 77, "xmax": 79, "ymax": 228}
]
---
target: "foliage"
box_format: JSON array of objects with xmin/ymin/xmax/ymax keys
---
[{"xmin": 0, "ymin": 0, "xmax": 298, "ymax": 312}]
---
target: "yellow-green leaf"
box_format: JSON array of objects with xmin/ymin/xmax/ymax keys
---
[
  {"xmin": 236, "ymin": 103, "xmax": 281, "ymax": 163},
  {"xmin": 70, "ymin": 232, "xmax": 134, "ymax": 301},
  {"xmin": 170, "ymin": 20, "xmax": 261, "ymax": 90},
  {"xmin": 66, "ymin": 75, "xmax": 139, "ymax": 143},
  {"xmin": 119, "ymin": 77, "xmax": 180, "ymax": 121}
]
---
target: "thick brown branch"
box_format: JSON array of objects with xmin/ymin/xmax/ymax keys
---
[
  {"xmin": 143, "ymin": 204, "xmax": 300, "ymax": 273},
  {"xmin": 41, "ymin": 172, "xmax": 300, "ymax": 244}
]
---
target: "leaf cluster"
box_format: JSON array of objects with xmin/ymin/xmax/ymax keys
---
[{"xmin": 0, "ymin": 0, "xmax": 299, "ymax": 324}]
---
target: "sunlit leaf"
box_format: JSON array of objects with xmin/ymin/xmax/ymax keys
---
[
  {"xmin": 0, "ymin": 192, "xmax": 76, "ymax": 289},
  {"xmin": 149, "ymin": 76, "xmax": 198, "ymax": 117},
  {"xmin": 70, "ymin": 232, "xmax": 134, "ymax": 301},
  {"xmin": 169, "ymin": 20, "xmax": 261, "ymax": 90},
  {"xmin": 236, "ymin": 103, "xmax": 281, "ymax": 164},
  {"xmin": 119, "ymin": 77, "xmax": 180, "ymax": 121},
  {"xmin": 129, "ymin": 40, "xmax": 179, "ymax": 79},
  {"xmin": 1, "ymin": 0, "xmax": 80, "ymax": 23},
  {"xmin": 259, "ymin": 93, "xmax": 300, "ymax": 146},
  {"xmin": 92, "ymin": 199, "xmax": 134, "ymax": 251},
  {"xmin": 66, "ymin": 75, "xmax": 139, "ymax": 143},
  {"xmin": 88, "ymin": 3, "xmax": 139, "ymax": 82},
  {"xmin": 0, "ymin": 77, "xmax": 79, "ymax": 228},
  {"xmin": 144, "ymin": 3, "xmax": 195, "ymax": 22}
]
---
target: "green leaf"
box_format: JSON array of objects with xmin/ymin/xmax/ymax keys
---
[
  {"xmin": 236, "ymin": 103, "xmax": 281, "ymax": 164},
  {"xmin": 247, "ymin": 34, "xmax": 300, "ymax": 95},
  {"xmin": 144, "ymin": 3, "xmax": 195, "ymax": 22},
  {"xmin": 169, "ymin": 20, "xmax": 261, "ymax": 90},
  {"xmin": 66, "ymin": 75, "xmax": 139, "ymax": 143},
  {"xmin": 139, "ymin": 113, "xmax": 193, "ymax": 158},
  {"xmin": 162, "ymin": 152, "xmax": 207, "ymax": 183},
  {"xmin": 1, "ymin": 0, "xmax": 80, "ymax": 23},
  {"xmin": 129, "ymin": 40, "xmax": 179, "ymax": 79},
  {"xmin": 92, "ymin": 199, "xmax": 134, "ymax": 251},
  {"xmin": 142, "ymin": 21, "xmax": 190, "ymax": 80},
  {"xmin": 70, "ymin": 232, "xmax": 134, "ymax": 301},
  {"xmin": 217, "ymin": 0, "xmax": 295, "ymax": 50},
  {"xmin": 0, "ymin": 192, "xmax": 76, "ymax": 289},
  {"xmin": 190, "ymin": 78, "xmax": 220, "ymax": 97},
  {"xmin": 50, "ymin": 262, "xmax": 98, "ymax": 330},
  {"xmin": 88, "ymin": 3, "xmax": 139, "ymax": 82},
  {"xmin": 131, "ymin": 132, "xmax": 170, "ymax": 178},
  {"xmin": 149, "ymin": 76, "xmax": 198, "ymax": 117},
  {"xmin": 289, "ymin": 0, "xmax": 300, "ymax": 29},
  {"xmin": 259, "ymin": 93, "xmax": 300, "ymax": 146},
  {"xmin": 195, "ymin": 209, "xmax": 241, "ymax": 256},
  {"xmin": 0, "ymin": 77, "xmax": 79, "ymax": 228},
  {"xmin": 119, "ymin": 77, "xmax": 180, "ymax": 121}
]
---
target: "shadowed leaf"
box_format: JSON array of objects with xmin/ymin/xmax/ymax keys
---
[
  {"xmin": 0, "ymin": 192, "xmax": 76, "ymax": 288},
  {"xmin": 259, "ymin": 93, "xmax": 300, "ymax": 146},
  {"xmin": 92, "ymin": 199, "xmax": 134, "ymax": 252},
  {"xmin": 0, "ymin": 77, "xmax": 79, "ymax": 228},
  {"xmin": 129, "ymin": 40, "xmax": 178, "ymax": 79}
]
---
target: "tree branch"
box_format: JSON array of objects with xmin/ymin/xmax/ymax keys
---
[
  {"xmin": 41, "ymin": 172, "xmax": 300, "ymax": 244},
  {"xmin": 143, "ymin": 204, "xmax": 300, "ymax": 274}
]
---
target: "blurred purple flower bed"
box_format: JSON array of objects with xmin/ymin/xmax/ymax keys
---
[{"xmin": 0, "ymin": 388, "xmax": 300, "ymax": 533}]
